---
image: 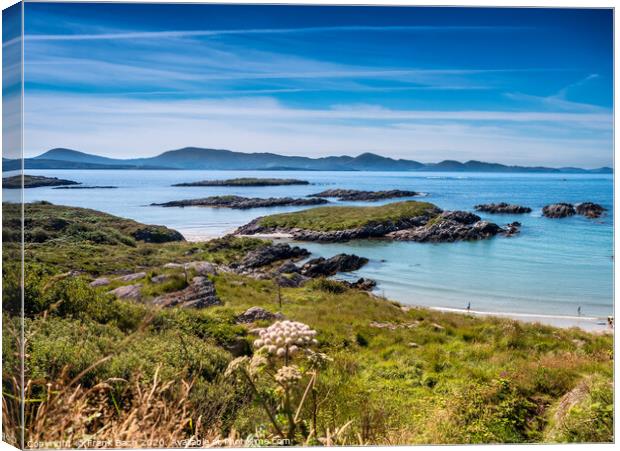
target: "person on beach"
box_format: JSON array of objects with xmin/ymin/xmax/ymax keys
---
[
  {"xmin": 466, "ymin": 302, "xmax": 471, "ymax": 313},
  {"xmin": 577, "ymin": 306, "xmax": 582, "ymax": 316}
]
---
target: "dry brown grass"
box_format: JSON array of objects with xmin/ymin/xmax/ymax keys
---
[{"xmin": 3, "ymin": 366, "xmax": 228, "ymax": 449}]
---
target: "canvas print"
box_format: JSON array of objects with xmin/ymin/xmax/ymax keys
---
[{"xmin": 1, "ymin": 1, "xmax": 614, "ymax": 448}]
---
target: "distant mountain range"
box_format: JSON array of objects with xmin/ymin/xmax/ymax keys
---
[{"xmin": 2, "ymin": 147, "xmax": 613, "ymax": 174}]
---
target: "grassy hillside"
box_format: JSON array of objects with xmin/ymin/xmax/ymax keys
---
[
  {"xmin": 257, "ymin": 200, "xmax": 441, "ymax": 231},
  {"xmin": 1, "ymin": 203, "xmax": 613, "ymax": 447}
]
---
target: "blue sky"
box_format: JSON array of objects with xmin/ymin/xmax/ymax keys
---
[{"xmin": 21, "ymin": 3, "xmax": 613, "ymax": 167}]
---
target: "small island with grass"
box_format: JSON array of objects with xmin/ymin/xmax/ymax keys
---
[
  {"xmin": 172, "ymin": 177, "xmax": 310, "ymax": 187},
  {"xmin": 309, "ymin": 189, "xmax": 420, "ymax": 201},
  {"xmin": 236, "ymin": 200, "xmax": 518, "ymax": 242},
  {"xmin": 152, "ymin": 195, "xmax": 328, "ymax": 209},
  {"xmin": 2, "ymin": 174, "xmax": 80, "ymax": 189}
]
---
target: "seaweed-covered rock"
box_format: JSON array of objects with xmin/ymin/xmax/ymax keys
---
[
  {"xmin": 475, "ymin": 203, "xmax": 532, "ymax": 214},
  {"xmin": 173, "ymin": 178, "xmax": 309, "ymax": 187},
  {"xmin": 389, "ymin": 211, "xmax": 506, "ymax": 242},
  {"xmin": 542, "ymin": 203, "xmax": 576, "ymax": 218},
  {"xmin": 575, "ymin": 202, "xmax": 606, "ymax": 219},
  {"xmin": 309, "ymin": 189, "xmax": 419, "ymax": 201},
  {"xmin": 152, "ymin": 196, "xmax": 327, "ymax": 209}
]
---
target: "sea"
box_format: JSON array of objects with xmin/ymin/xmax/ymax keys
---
[{"xmin": 5, "ymin": 169, "xmax": 614, "ymax": 329}]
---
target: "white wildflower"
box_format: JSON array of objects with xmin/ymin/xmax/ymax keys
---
[
  {"xmin": 274, "ymin": 365, "xmax": 302, "ymax": 386},
  {"xmin": 252, "ymin": 320, "xmax": 318, "ymax": 359}
]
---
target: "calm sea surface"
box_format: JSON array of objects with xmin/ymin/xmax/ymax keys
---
[{"xmin": 7, "ymin": 169, "xmax": 613, "ymax": 326}]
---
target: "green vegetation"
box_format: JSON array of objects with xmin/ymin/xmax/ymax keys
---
[
  {"xmin": 258, "ymin": 200, "xmax": 441, "ymax": 231},
  {"xmin": 172, "ymin": 177, "xmax": 309, "ymax": 187},
  {"xmin": 2, "ymin": 203, "xmax": 613, "ymax": 446},
  {"xmin": 2, "ymin": 175, "xmax": 80, "ymax": 189}
]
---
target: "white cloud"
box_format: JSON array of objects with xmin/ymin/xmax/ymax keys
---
[
  {"xmin": 23, "ymin": 94, "xmax": 612, "ymax": 168},
  {"xmin": 25, "ymin": 25, "xmax": 526, "ymax": 41}
]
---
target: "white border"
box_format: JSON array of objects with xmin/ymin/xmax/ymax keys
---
[{"xmin": 0, "ymin": 1, "xmax": 616, "ymax": 451}]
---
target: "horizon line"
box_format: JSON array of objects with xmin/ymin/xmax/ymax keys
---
[{"xmin": 15, "ymin": 147, "xmax": 613, "ymax": 170}]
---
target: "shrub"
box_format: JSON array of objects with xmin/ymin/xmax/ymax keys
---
[
  {"xmin": 308, "ymin": 278, "xmax": 347, "ymax": 294},
  {"xmin": 355, "ymin": 332, "xmax": 369, "ymax": 347},
  {"xmin": 544, "ymin": 375, "xmax": 613, "ymax": 443},
  {"xmin": 108, "ymin": 330, "xmax": 231, "ymax": 383}
]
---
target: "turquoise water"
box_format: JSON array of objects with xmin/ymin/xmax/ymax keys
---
[{"xmin": 7, "ymin": 169, "xmax": 613, "ymax": 324}]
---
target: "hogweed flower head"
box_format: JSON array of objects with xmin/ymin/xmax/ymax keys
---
[
  {"xmin": 225, "ymin": 356, "xmax": 250, "ymax": 378},
  {"xmin": 274, "ymin": 365, "xmax": 302, "ymax": 387},
  {"xmin": 306, "ymin": 349, "xmax": 332, "ymax": 370},
  {"xmin": 253, "ymin": 320, "xmax": 318, "ymax": 359}
]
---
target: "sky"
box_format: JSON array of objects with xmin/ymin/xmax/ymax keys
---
[{"xmin": 17, "ymin": 3, "xmax": 614, "ymax": 167}]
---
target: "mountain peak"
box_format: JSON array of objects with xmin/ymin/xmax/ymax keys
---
[{"xmin": 20, "ymin": 147, "xmax": 610, "ymax": 173}]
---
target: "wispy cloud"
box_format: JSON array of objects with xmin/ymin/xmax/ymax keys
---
[
  {"xmin": 20, "ymin": 4, "xmax": 612, "ymax": 167},
  {"xmin": 26, "ymin": 25, "xmax": 527, "ymax": 41}
]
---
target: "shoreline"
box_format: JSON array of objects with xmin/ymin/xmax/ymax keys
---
[
  {"xmin": 426, "ymin": 306, "xmax": 613, "ymax": 333},
  {"xmin": 184, "ymin": 231, "xmax": 613, "ymax": 333}
]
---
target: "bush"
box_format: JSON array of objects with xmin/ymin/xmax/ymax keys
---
[
  {"xmin": 150, "ymin": 307, "xmax": 246, "ymax": 348},
  {"xmin": 308, "ymin": 278, "xmax": 347, "ymax": 294},
  {"xmin": 108, "ymin": 330, "xmax": 231, "ymax": 383},
  {"xmin": 356, "ymin": 332, "xmax": 369, "ymax": 347},
  {"xmin": 544, "ymin": 376, "xmax": 613, "ymax": 443},
  {"xmin": 26, "ymin": 317, "xmax": 122, "ymax": 386}
]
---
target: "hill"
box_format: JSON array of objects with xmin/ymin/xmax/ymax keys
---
[{"xmin": 3, "ymin": 147, "xmax": 612, "ymax": 173}]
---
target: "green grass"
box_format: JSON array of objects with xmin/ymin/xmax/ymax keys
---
[
  {"xmin": 2, "ymin": 203, "xmax": 613, "ymax": 445},
  {"xmin": 258, "ymin": 200, "xmax": 440, "ymax": 231},
  {"xmin": 4, "ymin": 201, "xmax": 183, "ymax": 245}
]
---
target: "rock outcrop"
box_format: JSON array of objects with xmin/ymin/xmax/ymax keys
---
[
  {"xmin": 275, "ymin": 272, "xmax": 309, "ymax": 288},
  {"xmin": 474, "ymin": 202, "xmax": 532, "ymax": 214},
  {"xmin": 152, "ymin": 195, "xmax": 327, "ymax": 209},
  {"xmin": 185, "ymin": 261, "xmax": 218, "ymax": 275},
  {"xmin": 575, "ymin": 202, "xmax": 606, "ymax": 218},
  {"xmin": 90, "ymin": 277, "xmax": 110, "ymax": 287},
  {"xmin": 115, "ymin": 272, "xmax": 146, "ymax": 282},
  {"xmin": 237, "ymin": 215, "xmax": 436, "ymax": 242},
  {"xmin": 3, "ymin": 175, "xmax": 80, "ymax": 189},
  {"xmin": 172, "ymin": 178, "xmax": 309, "ymax": 187},
  {"xmin": 542, "ymin": 203, "xmax": 576, "ymax": 218},
  {"xmin": 343, "ymin": 277, "xmax": 377, "ymax": 291},
  {"xmin": 300, "ymin": 254, "xmax": 369, "ymax": 277},
  {"xmin": 309, "ymin": 189, "xmax": 419, "ymax": 201},
  {"xmin": 236, "ymin": 306, "xmax": 284, "ymax": 323},
  {"xmin": 131, "ymin": 226, "xmax": 185, "ymax": 243},
  {"xmin": 388, "ymin": 211, "xmax": 510, "ymax": 242},
  {"xmin": 52, "ymin": 186, "xmax": 118, "ymax": 190},
  {"xmin": 152, "ymin": 276, "xmax": 221, "ymax": 308},
  {"xmin": 236, "ymin": 243, "xmax": 310, "ymax": 269},
  {"xmin": 108, "ymin": 284, "xmax": 142, "ymax": 300},
  {"xmin": 236, "ymin": 207, "xmax": 514, "ymax": 243},
  {"xmin": 543, "ymin": 202, "xmax": 606, "ymax": 219}
]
